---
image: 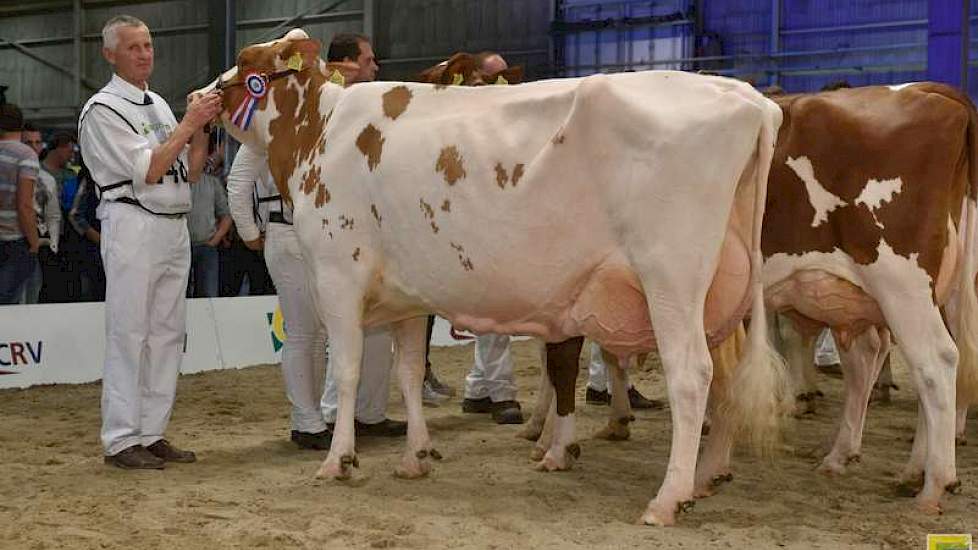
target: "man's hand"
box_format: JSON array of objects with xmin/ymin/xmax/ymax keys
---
[
  {"xmin": 183, "ymin": 92, "xmax": 223, "ymax": 132},
  {"xmin": 28, "ymin": 241, "xmax": 40, "ymax": 254},
  {"xmin": 243, "ymin": 236, "xmax": 264, "ymax": 251}
]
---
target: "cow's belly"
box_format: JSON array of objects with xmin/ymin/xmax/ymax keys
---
[
  {"xmin": 568, "ymin": 225, "xmax": 751, "ymax": 357},
  {"xmin": 764, "ymin": 218, "xmax": 959, "ymax": 346}
]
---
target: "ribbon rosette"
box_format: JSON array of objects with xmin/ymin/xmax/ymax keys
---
[{"xmin": 232, "ymin": 72, "xmax": 268, "ymax": 130}]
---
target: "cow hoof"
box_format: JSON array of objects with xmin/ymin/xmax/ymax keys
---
[
  {"xmin": 316, "ymin": 453, "xmax": 360, "ymax": 481},
  {"xmin": 518, "ymin": 424, "xmax": 543, "ymax": 442},
  {"xmin": 529, "ymin": 445, "xmax": 546, "ymax": 462},
  {"xmin": 945, "ymin": 480, "xmax": 961, "ymax": 494},
  {"xmin": 535, "ymin": 451, "xmax": 573, "ymax": 472},
  {"xmin": 815, "ymin": 458, "xmax": 846, "ymax": 476},
  {"xmin": 692, "ymin": 484, "xmax": 715, "ymax": 499},
  {"xmin": 713, "ymin": 472, "xmax": 734, "ymax": 486},
  {"xmin": 394, "ymin": 453, "xmax": 433, "ymax": 479},
  {"xmin": 914, "ymin": 497, "xmax": 943, "ymax": 516},
  {"xmin": 594, "ymin": 420, "xmax": 631, "ymax": 441},
  {"xmin": 566, "ymin": 443, "xmax": 581, "ymax": 460},
  {"xmin": 895, "ymin": 475, "xmax": 924, "ymax": 498},
  {"xmin": 638, "ymin": 501, "xmax": 676, "ymax": 527}
]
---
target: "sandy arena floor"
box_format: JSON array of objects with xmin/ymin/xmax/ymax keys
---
[{"xmin": 1, "ymin": 340, "xmax": 976, "ymax": 549}]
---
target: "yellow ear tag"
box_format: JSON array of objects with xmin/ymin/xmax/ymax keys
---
[
  {"xmin": 494, "ymin": 75, "xmax": 509, "ymax": 86},
  {"xmin": 286, "ymin": 52, "xmax": 304, "ymax": 72},
  {"xmin": 451, "ymin": 73, "xmax": 464, "ymax": 86},
  {"xmin": 329, "ymin": 69, "xmax": 346, "ymax": 86}
]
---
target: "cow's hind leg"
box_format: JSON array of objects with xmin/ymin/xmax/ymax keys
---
[
  {"xmin": 536, "ymin": 337, "xmax": 584, "ymax": 472},
  {"xmin": 779, "ymin": 317, "xmax": 820, "ymax": 416},
  {"xmin": 694, "ymin": 324, "xmax": 745, "ymax": 497},
  {"xmin": 593, "ymin": 350, "xmax": 635, "ymax": 441},
  {"xmin": 520, "ymin": 340, "xmax": 554, "ymax": 442},
  {"xmin": 817, "ymin": 327, "xmax": 890, "ymax": 475},
  {"xmin": 392, "ymin": 316, "xmax": 440, "ymax": 479},
  {"xmin": 877, "ymin": 293, "xmax": 959, "ymax": 514},
  {"xmin": 955, "ymin": 405, "xmax": 968, "ymax": 446}
]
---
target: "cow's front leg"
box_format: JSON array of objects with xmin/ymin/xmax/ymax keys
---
[
  {"xmin": 316, "ymin": 320, "xmax": 365, "ymax": 481},
  {"xmin": 536, "ymin": 337, "xmax": 584, "ymax": 471},
  {"xmin": 391, "ymin": 317, "xmax": 439, "ymax": 479}
]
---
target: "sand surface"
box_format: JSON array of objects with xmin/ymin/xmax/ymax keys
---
[{"xmin": 1, "ymin": 341, "xmax": 976, "ymax": 549}]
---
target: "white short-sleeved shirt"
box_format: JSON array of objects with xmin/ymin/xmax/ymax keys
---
[{"xmin": 78, "ymin": 74, "xmax": 191, "ymax": 217}]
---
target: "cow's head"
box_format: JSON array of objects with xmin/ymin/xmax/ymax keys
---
[
  {"xmin": 196, "ymin": 29, "xmax": 330, "ymax": 150},
  {"xmin": 418, "ymin": 52, "xmax": 524, "ymax": 86},
  {"xmin": 196, "ymin": 29, "xmax": 350, "ymax": 204}
]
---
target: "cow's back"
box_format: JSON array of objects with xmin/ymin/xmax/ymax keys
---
[
  {"xmin": 763, "ymin": 84, "xmax": 972, "ymax": 293},
  {"xmin": 297, "ymin": 71, "xmax": 773, "ymax": 346}
]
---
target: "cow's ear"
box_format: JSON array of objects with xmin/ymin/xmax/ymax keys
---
[
  {"xmin": 497, "ymin": 66, "xmax": 524, "ymax": 84},
  {"xmin": 418, "ymin": 64, "xmax": 446, "ymax": 84},
  {"xmin": 281, "ymin": 38, "xmax": 321, "ymax": 71}
]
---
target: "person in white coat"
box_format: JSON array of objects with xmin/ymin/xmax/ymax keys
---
[
  {"xmin": 227, "ymin": 142, "xmax": 404, "ymax": 447},
  {"xmin": 78, "ymin": 15, "xmax": 223, "ymax": 470}
]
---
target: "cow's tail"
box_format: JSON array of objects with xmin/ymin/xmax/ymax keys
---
[
  {"xmin": 953, "ymin": 96, "xmax": 978, "ymax": 408},
  {"xmin": 719, "ymin": 97, "xmax": 791, "ymax": 457}
]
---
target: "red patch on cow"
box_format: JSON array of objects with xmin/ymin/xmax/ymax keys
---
[
  {"xmin": 383, "ymin": 86, "xmax": 413, "ymax": 120},
  {"xmin": 315, "ymin": 182, "xmax": 329, "ymax": 207},
  {"xmin": 512, "ymin": 164, "xmax": 525, "ymax": 186},
  {"xmin": 356, "ymin": 124, "xmax": 385, "ymax": 171},
  {"xmin": 436, "ymin": 146, "xmax": 466, "ymax": 185},
  {"xmin": 494, "ymin": 163, "xmax": 509, "ymax": 189}
]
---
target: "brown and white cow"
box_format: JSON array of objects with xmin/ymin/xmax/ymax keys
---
[
  {"xmin": 200, "ymin": 29, "xmax": 783, "ymax": 526},
  {"xmin": 699, "ymin": 83, "xmax": 978, "ymax": 515},
  {"xmin": 417, "ymin": 51, "xmax": 524, "ymax": 87}
]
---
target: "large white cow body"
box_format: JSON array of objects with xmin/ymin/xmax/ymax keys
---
[{"xmin": 206, "ymin": 30, "xmax": 783, "ymax": 526}]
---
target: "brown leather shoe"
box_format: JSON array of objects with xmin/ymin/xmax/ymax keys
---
[
  {"xmin": 146, "ymin": 439, "xmax": 197, "ymax": 463},
  {"xmin": 104, "ymin": 445, "xmax": 165, "ymax": 470}
]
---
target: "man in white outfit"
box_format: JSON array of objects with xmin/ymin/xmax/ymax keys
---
[
  {"xmin": 584, "ymin": 341, "xmax": 661, "ymax": 409},
  {"xmin": 79, "ymin": 15, "xmax": 222, "ymax": 469},
  {"xmin": 226, "ymin": 33, "xmax": 403, "ymax": 449}
]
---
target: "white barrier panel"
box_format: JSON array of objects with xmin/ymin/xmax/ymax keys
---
[
  {"xmin": 0, "ymin": 297, "xmax": 282, "ymax": 390},
  {"xmin": 0, "ymin": 296, "xmax": 480, "ymax": 390}
]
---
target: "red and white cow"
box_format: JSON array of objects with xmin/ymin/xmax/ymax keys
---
[
  {"xmin": 701, "ymin": 83, "xmax": 978, "ymax": 515},
  {"xmin": 201, "ymin": 29, "xmax": 783, "ymax": 526}
]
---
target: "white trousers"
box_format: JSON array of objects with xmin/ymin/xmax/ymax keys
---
[
  {"xmin": 321, "ymin": 326, "xmax": 393, "ymax": 424},
  {"xmin": 264, "ymin": 222, "xmax": 328, "ymax": 433},
  {"xmin": 464, "ymin": 333, "xmax": 517, "ymax": 402},
  {"xmin": 587, "ymin": 341, "xmax": 609, "ymax": 392},
  {"xmin": 264, "ymin": 223, "xmax": 394, "ymax": 427},
  {"xmin": 815, "ymin": 329, "xmax": 841, "ymax": 366},
  {"xmin": 100, "ymin": 202, "xmax": 190, "ymax": 456}
]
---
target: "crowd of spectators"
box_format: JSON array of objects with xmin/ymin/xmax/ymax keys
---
[{"xmin": 0, "ymin": 103, "xmax": 274, "ymax": 306}]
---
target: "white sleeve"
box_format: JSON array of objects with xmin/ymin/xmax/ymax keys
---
[
  {"xmin": 78, "ymin": 105, "xmax": 154, "ymax": 189},
  {"xmin": 227, "ymin": 144, "xmax": 265, "ymax": 242},
  {"xmin": 46, "ymin": 177, "xmax": 62, "ymax": 253}
]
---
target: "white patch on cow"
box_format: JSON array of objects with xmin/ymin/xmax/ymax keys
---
[
  {"xmin": 287, "ymin": 77, "xmax": 307, "ymax": 121},
  {"xmin": 220, "ymin": 66, "xmax": 238, "ymax": 83},
  {"xmin": 786, "ymin": 156, "xmax": 847, "ymax": 228},
  {"xmin": 764, "ymin": 238, "xmax": 934, "ymax": 313},
  {"xmin": 283, "ymin": 28, "xmax": 309, "ymax": 40},
  {"xmin": 888, "ymin": 82, "xmax": 917, "ymax": 92},
  {"xmin": 855, "ymin": 177, "xmax": 902, "ymax": 228},
  {"xmin": 856, "ymin": 177, "xmax": 902, "ymax": 211}
]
